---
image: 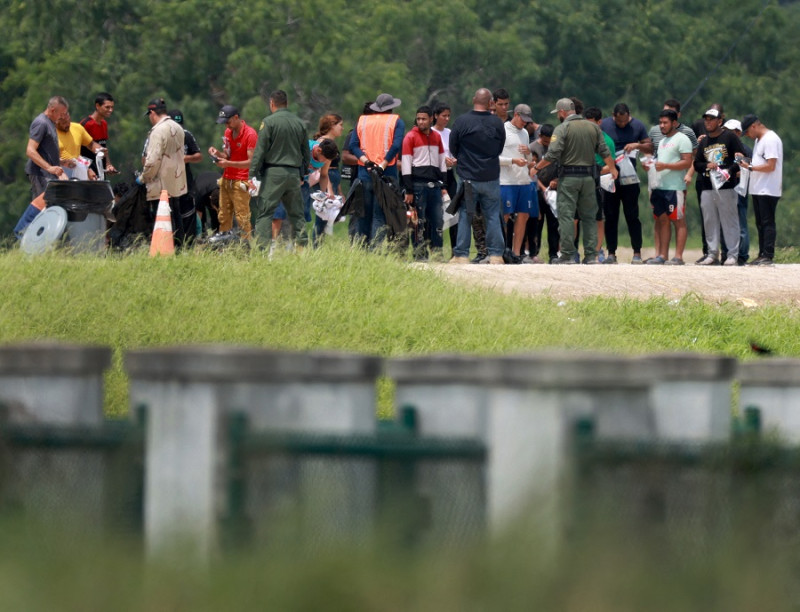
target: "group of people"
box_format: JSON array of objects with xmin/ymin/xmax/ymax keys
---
[
  {"xmin": 324, "ymin": 87, "xmax": 783, "ymax": 267},
  {"xmin": 16, "ymin": 93, "xmax": 117, "ymax": 237},
  {"xmin": 19, "ymin": 88, "xmax": 783, "ymax": 266},
  {"xmin": 385, "ymin": 88, "xmax": 783, "ymax": 267},
  {"xmin": 18, "ymin": 90, "xmax": 343, "ymax": 250}
]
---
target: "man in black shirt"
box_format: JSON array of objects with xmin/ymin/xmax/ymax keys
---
[
  {"xmin": 449, "ymin": 88, "xmax": 506, "ymax": 264},
  {"xmin": 693, "ymin": 107, "xmax": 745, "ymax": 266}
]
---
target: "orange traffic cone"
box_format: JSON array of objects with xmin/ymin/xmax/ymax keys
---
[{"xmin": 149, "ymin": 190, "xmax": 175, "ymax": 256}]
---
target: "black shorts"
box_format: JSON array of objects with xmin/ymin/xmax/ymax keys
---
[
  {"xmin": 595, "ymin": 187, "xmax": 605, "ymax": 221},
  {"xmin": 650, "ymin": 189, "xmax": 679, "ymax": 218}
]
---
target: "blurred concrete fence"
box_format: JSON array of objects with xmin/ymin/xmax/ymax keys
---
[{"xmin": 1, "ymin": 342, "xmax": 799, "ymax": 559}]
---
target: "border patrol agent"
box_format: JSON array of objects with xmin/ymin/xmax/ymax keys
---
[{"xmin": 534, "ymin": 98, "xmax": 617, "ymax": 264}]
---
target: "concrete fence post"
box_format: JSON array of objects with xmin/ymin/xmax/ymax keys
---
[
  {"xmin": 125, "ymin": 345, "xmax": 382, "ymax": 559},
  {"xmin": 0, "ymin": 342, "xmax": 112, "ymax": 523},
  {"xmin": 738, "ymin": 359, "xmax": 800, "ymax": 444},
  {"xmin": 642, "ymin": 353, "xmax": 736, "ymax": 442},
  {"xmin": 0, "ymin": 342, "xmax": 110, "ymax": 425},
  {"xmin": 388, "ymin": 352, "xmax": 737, "ymax": 539}
]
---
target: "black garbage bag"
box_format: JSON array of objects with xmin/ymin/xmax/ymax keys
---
[
  {"xmin": 371, "ymin": 168, "xmax": 408, "ymax": 239},
  {"xmin": 108, "ymin": 183, "xmax": 153, "ymax": 249},
  {"xmin": 44, "ymin": 180, "xmax": 113, "ymax": 222},
  {"xmin": 337, "ymin": 177, "xmax": 364, "ymax": 221}
]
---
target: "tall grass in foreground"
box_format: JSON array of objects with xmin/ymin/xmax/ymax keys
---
[
  {"xmin": 1, "ymin": 242, "xmax": 800, "ymax": 415},
  {"xmin": 0, "ymin": 505, "xmax": 794, "ymax": 611}
]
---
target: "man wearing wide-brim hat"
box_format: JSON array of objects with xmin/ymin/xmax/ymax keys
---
[{"xmin": 349, "ymin": 92, "xmax": 406, "ymax": 245}]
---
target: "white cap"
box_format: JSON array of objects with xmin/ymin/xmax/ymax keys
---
[{"xmin": 724, "ymin": 119, "xmax": 742, "ymax": 132}]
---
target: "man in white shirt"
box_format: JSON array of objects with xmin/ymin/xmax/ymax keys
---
[
  {"xmin": 499, "ymin": 104, "xmax": 536, "ymax": 263},
  {"xmin": 740, "ymin": 114, "xmax": 782, "ymax": 266}
]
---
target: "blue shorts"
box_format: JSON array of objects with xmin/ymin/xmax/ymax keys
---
[
  {"xmin": 273, "ymin": 202, "xmax": 287, "ymax": 220},
  {"xmin": 501, "ymin": 184, "xmax": 536, "ymax": 216}
]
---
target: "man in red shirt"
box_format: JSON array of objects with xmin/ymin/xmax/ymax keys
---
[
  {"xmin": 208, "ymin": 105, "xmax": 258, "ymax": 241},
  {"xmin": 401, "ymin": 105, "xmax": 447, "ymax": 259},
  {"xmin": 79, "ymin": 92, "xmax": 117, "ymax": 175}
]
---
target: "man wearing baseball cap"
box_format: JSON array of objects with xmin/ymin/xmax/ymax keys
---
[
  {"xmin": 498, "ymin": 103, "xmax": 537, "ymax": 263},
  {"xmin": 723, "ymin": 118, "xmax": 753, "ymax": 265},
  {"xmin": 208, "ymin": 104, "xmax": 258, "ymax": 243},
  {"xmin": 692, "ymin": 106, "xmax": 746, "ymax": 265},
  {"xmin": 740, "ymin": 114, "xmax": 783, "ymax": 266},
  {"xmin": 534, "ymin": 98, "xmax": 617, "ymax": 264}
]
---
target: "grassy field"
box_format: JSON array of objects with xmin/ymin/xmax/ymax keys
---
[{"xmin": 2, "ymin": 241, "xmax": 800, "ymax": 609}]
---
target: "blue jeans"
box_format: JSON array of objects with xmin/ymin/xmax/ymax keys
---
[
  {"xmin": 329, "ymin": 168, "xmax": 341, "ymax": 195},
  {"xmin": 721, "ymin": 193, "xmax": 751, "ymax": 262},
  {"xmin": 411, "ymin": 181, "xmax": 444, "ymax": 252},
  {"xmin": 454, "ymin": 179, "xmax": 504, "ymax": 258},
  {"xmin": 737, "ymin": 193, "xmax": 750, "ymax": 262},
  {"xmin": 14, "ymin": 204, "xmax": 42, "ymax": 239}
]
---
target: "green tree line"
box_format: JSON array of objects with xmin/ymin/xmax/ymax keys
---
[{"xmin": 1, "ymin": 0, "xmax": 796, "ymax": 241}]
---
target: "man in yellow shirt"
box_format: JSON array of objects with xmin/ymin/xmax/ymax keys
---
[{"xmin": 56, "ymin": 111, "xmax": 104, "ymax": 179}]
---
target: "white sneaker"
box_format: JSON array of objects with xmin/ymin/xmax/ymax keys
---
[
  {"xmin": 723, "ymin": 257, "xmax": 737, "ymax": 266},
  {"xmin": 696, "ymin": 256, "xmax": 719, "ymax": 266}
]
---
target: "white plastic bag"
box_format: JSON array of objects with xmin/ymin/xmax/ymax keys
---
[
  {"xmin": 545, "ymin": 187, "xmax": 558, "ymax": 215},
  {"xmin": 710, "ymin": 167, "xmax": 730, "ymax": 191},
  {"xmin": 442, "ymin": 193, "xmax": 458, "ymax": 229},
  {"xmin": 311, "ymin": 192, "xmax": 344, "ymax": 234},
  {"xmin": 63, "ymin": 157, "xmax": 90, "ymax": 180},
  {"xmin": 616, "ymin": 152, "xmax": 639, "ymax": 186},
  {"xmin": 735, "ymin": 166, "xmax": 750, "ymax": 197},
  {"xmin": 599, "ymin": 174, "xmax": 616, "ymax": 193},
  {"xmin": 642, "ymin": 155, "xmax": 661, "ymax": 190}
]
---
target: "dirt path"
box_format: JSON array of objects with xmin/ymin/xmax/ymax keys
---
[{"xmin": 428, "ymin": 248, "xmax": 800, "ymax": 307}]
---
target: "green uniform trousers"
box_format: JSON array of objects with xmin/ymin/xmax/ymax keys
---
[
  {"xmin": 557, "ymin": 175, "xmax": 598, "ymax": 260},
  {"xmin": 251, "ymin": 166, "xmax": 308, "ymax": 248}
]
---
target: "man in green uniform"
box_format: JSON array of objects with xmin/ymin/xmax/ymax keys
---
[
  {"xmin": 249, "ymin": 90, "xmax": 310, "ymax": 248},
  {"xmin": 534, "ymin": 98, "xmax": 617, "ymax": 264}
]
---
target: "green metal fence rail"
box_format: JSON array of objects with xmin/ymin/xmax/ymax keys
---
[
  {"xmin": 0, "ymin": 403, "xmax": 146, "ymax": 533},
  {"xmin": 571, "ymin": 408, "xmax": 800, "ymax": 555},
  {"xmin": 574, "ymin": 408, "xmax": 800, "ymax": 472},
  {"xmin": 223, "ymin": 405, "xmax": 487, "ymax": 549}
]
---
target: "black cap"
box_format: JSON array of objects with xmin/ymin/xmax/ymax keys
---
[
  {"xmin": 741, "ymin": 114, "xmax": 759, "ymax": 132},
  {"xmin": 216, "ymin": 105, "xmax": 239, "ymax": 124},
  {"xmin": 168, "ymin": 109, "xmax": 184, "ymax": 125},
  {"xmin": 145, "ymin": 97, "xmax": 167, "ymax": 116}
]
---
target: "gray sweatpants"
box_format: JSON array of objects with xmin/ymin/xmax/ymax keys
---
[{"xmin": 700, "ymin": 188, "xmax": 739, "ymax": 260}]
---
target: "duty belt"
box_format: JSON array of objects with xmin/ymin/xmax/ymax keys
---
[{"xmin": 561, "ymin": 166, "xmax": 593, "ymax": 175}]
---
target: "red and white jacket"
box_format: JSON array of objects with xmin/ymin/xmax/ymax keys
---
[{"xmin": 401, "ymin": 127, "xmax": 446, "ymax": 190}]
